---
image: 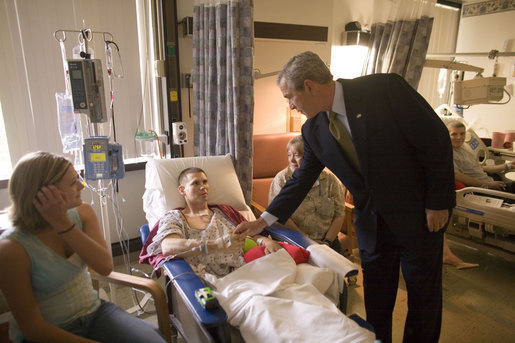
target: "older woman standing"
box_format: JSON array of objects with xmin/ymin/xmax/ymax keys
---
[
  {"xmin": 269, "ymin": 135, "xmax": 349, "ymax": 255},
  {"xmin": 0, "ymin": 151, "xmax": 166, "ymax": 343}
]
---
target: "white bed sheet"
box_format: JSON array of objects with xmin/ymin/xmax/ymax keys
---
[{"xmin": 205, "ymin": 249, "xmax": 375, "ymax": 343}]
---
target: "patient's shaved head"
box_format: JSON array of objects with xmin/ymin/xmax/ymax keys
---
[{"xmin": 178, "ymin": 167, "xmax": 207, "ymax": 185}]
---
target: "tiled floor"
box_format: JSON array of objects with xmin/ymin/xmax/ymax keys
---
[
  {"xmin": 106, "ymin": 235, "xmax": 515, "ymax": 342},
  {"xmin": 346, "ymin": 236, "xmax": 515, "ymax": 342}
]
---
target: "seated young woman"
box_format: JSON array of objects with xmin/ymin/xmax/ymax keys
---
[
  {"xmin": 0, "ymin": 152, "xmax": 166, "ymax": 343},
  {"xmin": 143, "ymin": 167, "xmax": 284, "ymax": 278}
]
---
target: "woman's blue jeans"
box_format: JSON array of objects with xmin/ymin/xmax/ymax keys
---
[{"xmin": 62, "ymin": 300, "xmax": 166, "ymax": 343}]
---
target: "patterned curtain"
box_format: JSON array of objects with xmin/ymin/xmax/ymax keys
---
[
  {"xmin": 192, "ymin": 0, "xmax": 254, "ymax": 204},
  {"xmin": 363, "ymin": 0, "xmax": 436, "ymax": 89}
]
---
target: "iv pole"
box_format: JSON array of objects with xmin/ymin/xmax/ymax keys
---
[
  {"xmin": 59, "ymin": 28, "xmax": 114, "ymax": 257},
  {"xmin": 54, "ymin": 28, "xmax": 116, "ymax": 299}
]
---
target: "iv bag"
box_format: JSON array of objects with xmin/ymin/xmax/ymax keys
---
[{"xmin": 56, "ymin": 92, "xmax": 83, "ymax": 153}]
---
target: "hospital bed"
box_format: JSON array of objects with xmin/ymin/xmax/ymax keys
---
[
  {"xmin": 447, "ymin": 187, "xmax": 515, "ymax": 254},
  {"xmin": 140, "ymin": 154, "xmax": 371, "ymax": 343}
]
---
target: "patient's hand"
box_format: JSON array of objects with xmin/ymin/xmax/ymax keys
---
[
  {"xmin": 263, "ymin": 240, "xmax": 282, "ymax": 255},
  {"xmin": 484, "ymin": 180, "xmax": 506, "ymax": 190},
  {"xmin": 257, "ymin": 236, "xmax": 283, "ymax": 255},
  {"xmin": 220, "ymin": 235, "xmax": 244, "ymax": 254}
]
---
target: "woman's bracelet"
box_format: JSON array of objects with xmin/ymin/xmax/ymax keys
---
[{"xmin": 57, "ymin": 223, "xmax": 75, "ymax": 235}]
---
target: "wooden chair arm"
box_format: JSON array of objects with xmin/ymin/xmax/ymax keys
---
[
  {"xmin": 91, "ymin": 271, "xmax": 171, "ymax": 343},
  {"xmin": 250, "ymin": 200, "xmax": 266, "ymax": 218}
]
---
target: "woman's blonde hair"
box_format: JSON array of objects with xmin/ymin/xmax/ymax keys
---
[
  {"xmin": 8, "ymin": 151, "xmax": 72, "ymax": 231},
  {"xmin": 287, "ymin": 135, "xmax": 304, "ymax": 155}
]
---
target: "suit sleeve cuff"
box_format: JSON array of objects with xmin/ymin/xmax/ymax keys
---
[{"xmin": 261, "ymin": 211, "xmax": 278, "ymax": 226}]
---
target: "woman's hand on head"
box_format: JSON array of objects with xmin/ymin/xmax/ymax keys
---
[{"xmin": 32, "ymin": 185, "xmax": 72, "ymax": 229}]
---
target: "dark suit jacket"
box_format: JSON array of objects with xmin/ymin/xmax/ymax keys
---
[{"xmin": 267, "ymin": 73, "xmax": 456, "ymax": 253}]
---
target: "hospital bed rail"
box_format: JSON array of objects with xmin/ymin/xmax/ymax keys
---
[
  {"xmin": 448, "ymin": 187, "xmax": 515, "ymax": 254},
  {"xmin": 139, "ymin": 223, "xmax": 364, "ymax": 343},
  {"xmin": 140, "ymin": 224, "xmax": 230, "ymax": 342}
]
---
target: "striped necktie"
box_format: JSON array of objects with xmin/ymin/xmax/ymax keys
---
[{"xmin": 328, "ymin": 111, "xmax": 361, "ymax": 173}]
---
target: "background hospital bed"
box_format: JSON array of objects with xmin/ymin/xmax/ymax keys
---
[
  {"xmin": 447, "ymin": 186, "xmax": 515, "ymax": 254},
  {"xmin": 140, "ymin": 155, "xmax": 366, "ymax": 343}
]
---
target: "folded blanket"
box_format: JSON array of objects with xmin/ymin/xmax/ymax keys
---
[
  {"xmin": 307, "ymin": 244, "xmax": 359, "ymax": 293},
  {"xmin": 205, "ymin": 249, "xmax": 375, "ymax": 343}
]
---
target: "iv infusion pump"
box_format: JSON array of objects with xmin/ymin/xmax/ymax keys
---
[
  {"xmin": 68, "ymin": 59, "xmax": 107, "ymax": 123},
  {"xmin": 83, "ymin": 137, "xmax": 125, "ymax": 180}
]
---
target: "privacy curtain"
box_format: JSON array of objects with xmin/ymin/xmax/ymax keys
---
[
  {"xmin": 363, "ymin": 0, "xmax": 436, "ymax": 89},
  {"xmin": 192, "ymin": 0, "xmax": 254, "ymax": 204}
]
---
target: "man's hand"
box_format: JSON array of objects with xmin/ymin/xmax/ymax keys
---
[
  {"xmin": 234, "ymin": 217, "xmax": 268, "ymax": 240},
  {"xmin": 425, "ymin": 208, "xmax": 449, "ymax": 232}
]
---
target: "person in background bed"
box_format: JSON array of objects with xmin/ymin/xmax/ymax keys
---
[
  {"xmin": 144, "ymin": 167, "xmax": 282, "ymax": 278},
  {"xmin": 269, "ymin": 135, "xmax": 351, "ymax": 256},
  {"xmin": 447, "ymin": 120, "xmax": 515, "ymax": 192},
  {"xmin": 0, "ymin": 151, "xmax": 166, "ymax": 343}
]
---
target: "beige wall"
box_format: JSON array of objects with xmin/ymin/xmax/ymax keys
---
[
  {"xmin": 253, "ymin": 0, "xmax": 332, "ymax": 134},
  {"xmin": 455, "ymin": 10, "xmax": 515, "ymax": 136},
  {"xmin": 253, "ymin": 0, "xmax": 376, "ymax": 135}
]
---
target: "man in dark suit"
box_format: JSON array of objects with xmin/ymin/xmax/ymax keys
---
[{"xmin": 235, "ymin": 51, "xmax": 455, "ymax": 343}]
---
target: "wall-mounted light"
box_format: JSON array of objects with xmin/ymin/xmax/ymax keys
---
[{"xmin": 343, "ymin": 21, "xmax": 370, "ymax": 47}]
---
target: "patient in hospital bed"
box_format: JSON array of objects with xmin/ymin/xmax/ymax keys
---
[
  {"xmin": 447, "ymin": 120, "xmax": 515, "ymax": 193},
  {"xmin": 143, "ymin": 166, "xmax": 283, "ymax": 277},
  {"xmin": 142, "ymin": 167, "xmax": 375, "ymax": 343}
]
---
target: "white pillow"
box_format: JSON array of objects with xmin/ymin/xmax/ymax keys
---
[{"xmin": 143, "ymin": 154, "xmax": 254, "ymax": 229}]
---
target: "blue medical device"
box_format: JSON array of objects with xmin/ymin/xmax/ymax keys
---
[
  {"xmin": 195, "ymin": 287, "xmax": 218, "ymax": 310},
  {"xmin": 83, "ymin": 136, "xmax": 125, "ymax": 180}
]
